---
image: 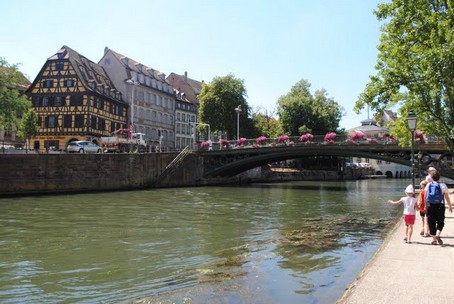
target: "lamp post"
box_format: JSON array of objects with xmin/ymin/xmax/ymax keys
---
[
  {"xmin": 407, "ymin": 111, "xmax": 418, "ymax": 191},
  {"xmin": 125, "ymin": 79, "xmax": 139, "ymax": 131},
  {"xmin": 417, "ymin": 151, "xmax": 423, "ymax": 180},
  {"xmin": 158, "ymin": 129, "xmax": 163, "ymax": 152},
  {"xmin": 235, "ymin": 105, "xmax": 242, "ymax": 140}
]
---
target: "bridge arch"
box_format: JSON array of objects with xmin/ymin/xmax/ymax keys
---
[{"xmin": 199, "ymin": 143, "xmax": 454, "ymax": 180}]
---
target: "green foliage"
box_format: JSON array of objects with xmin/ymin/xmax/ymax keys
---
[
  {"xmin": 355, "ymin": 0, "xmax": 454, "ymax": 150},
  {"xmin": 0, "ymin": 58, "xmax": 32, "ymax": 131},
  {"xmin": 277, "ymin": 79, "xmax": 344, "ymax": 136},
  {"xmin": 198, "ymin": 74, "xmax": 253, "ymax": 139},
  {"xmin": 19, "ymin": 108, "xmax": 39, "ymax": 150},
  {"xmin": 251, "ymin": 108, "xmax": 283, "ymax": 138}
]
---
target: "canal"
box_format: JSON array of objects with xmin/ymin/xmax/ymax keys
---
[{"xmin": 0, "ymin": 179, "xmax": 409, "ymax": 303}]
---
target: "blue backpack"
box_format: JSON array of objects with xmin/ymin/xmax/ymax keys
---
[{"xmin": 426, "ymin": 182, "xmax": 443, "ymax": 204}]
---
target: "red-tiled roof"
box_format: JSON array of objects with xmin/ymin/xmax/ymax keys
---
[{"xmin": 166, "ymin": 72, "xmax": 202, "ymax": 105}]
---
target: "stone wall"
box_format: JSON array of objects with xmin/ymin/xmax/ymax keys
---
[
  {"xmin": 0, "ymin": 153, "xmax": 367, "ymax": 197},
  {"xmin": 0, "ymin": 153, "xmax": 187, "ymax": 196}
]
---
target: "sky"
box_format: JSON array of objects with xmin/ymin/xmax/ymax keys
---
[{"xmin": 1, "ymin": 0, "xmax": 385, "ymax": 131}]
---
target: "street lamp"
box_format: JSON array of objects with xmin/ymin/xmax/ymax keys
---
[
  {"xmin": 407, "ymin": 111, "xmax": 418, "ymax": 191},
  {"xmin": 125, "ymin": 79, "xmax": 139, "ymax": 131},
  {"xmin": 158, "ymin": 129, "xmax": 163, "ymax": 152},
  {"xmin": 235, "ymin": 105, "xmax": 242, "ymax": 140},
  {"xmin": 417, "ymin": 151, "xmax": 423, "ymax": 180}
]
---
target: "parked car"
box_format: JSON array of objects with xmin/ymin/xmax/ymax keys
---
[{"xmin": 67, "ymin": 141, "xmax": 102, "ymax": 154}]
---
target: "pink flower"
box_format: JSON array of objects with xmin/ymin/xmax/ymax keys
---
[
  {"xmin": 200, "ymin": 141, "xmax": 210, "ymax": 149},
  {"xmin": 277, "ymin": 135, "xmax": 289, "ymax": 143},
  {"xmin": 350, "ymin": 131, "xmax": 365, "ymax": 141},
  {"xmin": 256, "ymin": 136, "xmax": 268, "ymax": 145},
  {"xmin": 415, "ymin": 130, "xmax": 424, "ymax": 141},
  {"xmin": 324, "ymin": 132, "xmax": 337, "ymax": 143},
  {"xmin": 237, "ymin": 137, "xmax": 247, "ymax": 145},
  {"xmin": 299, "ymin": 133, "xmax": 314, "ymax": 142},
  {"xmin": 220, "ymin": 139, "xmax": 229, "ymax": 146}
]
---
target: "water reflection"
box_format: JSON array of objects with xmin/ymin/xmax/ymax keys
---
[{"xmin": 0, "ymin": 179, "xmax": 408, "ymax": 303}]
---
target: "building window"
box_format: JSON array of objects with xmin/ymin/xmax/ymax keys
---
[
  {"xmin": 46, "ymin": 116, "xmax": 57, "ymax": 128},
  {"xmin": 98, "ymin": 118, "xmax": 105, "ymax": 131},
  {"xmin": 55, "ymin": 62, "xmax": 64, "ymax": 71},
  {"xmin": 74, "ymin": 114, "xmax": 84, "ymax": 128},
  {"xmin": 55, "ymin": 96, "xmax": 64, "ymax": 106},
  {"xmin": 32, "ymin": 96, "xmax": 40, "ymax": 107},
  {"xmin": 42, "ymin": 97, "xmax": 49, "ymax": 107},
  {"xmin": 43, "ymin": 80, "xmax": 53, "ymax": 88},
  {"xmin": 70, "ymin": 95, "xmax": 83, "ymax": 106},
  {"xmin": 91, "ymin": 116, "xmax": 97, "ymax": 129},
  {"xmin": 63, "ymin": 115, "xmax": 72, "ymax": 128},
  {"xmin": 64, "ymin": 79, "xmax": 75, "ymax": 87},
  {"xmin": 45, "ymin": 140, "xmax": 59, "ymax": 150}
]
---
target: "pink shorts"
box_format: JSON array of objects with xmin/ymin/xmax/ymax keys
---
[{"xmin": 404, "ymin": 214, "xmax": 416, "ymax": 225}]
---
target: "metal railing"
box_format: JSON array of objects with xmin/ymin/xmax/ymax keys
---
[{"xmin": 196, "ymin": 135, "xmax": 447, "ymax": 151}]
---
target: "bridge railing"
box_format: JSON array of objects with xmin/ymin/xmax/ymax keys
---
[
  {"xmin": 198, "ymin": 134, "xmax": 410, "ymax": 151},
  {"xmin": 198, "ymin": 134, "xmax": 448, "ymax": 151}
]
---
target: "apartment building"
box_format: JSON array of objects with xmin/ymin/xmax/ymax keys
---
[{"xmin": 99, "ymin": 48, "xmax": 175, "ymax": 151}]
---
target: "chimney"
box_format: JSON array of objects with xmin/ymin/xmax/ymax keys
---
[{"xmin": 184, "ymin": 71, "xmax": 188, "ymax": 82}]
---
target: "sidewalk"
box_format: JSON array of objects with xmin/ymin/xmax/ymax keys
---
[{"xmin": 338, "ymin": 193, "xmax": 454, "ymax": 304}]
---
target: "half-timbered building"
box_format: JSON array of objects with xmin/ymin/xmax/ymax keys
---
[{"xmin": 26, "ymin": 45, "xmax": 128, "ymax": 152}]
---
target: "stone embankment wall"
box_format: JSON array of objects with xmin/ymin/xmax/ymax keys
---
[
  {"xmin": 0, "ymin": 153, "xmax": 368, "ymax": 197},
  {"xmin": 0, "ymin": 153, "xmax": 195, "ymax": 196}
]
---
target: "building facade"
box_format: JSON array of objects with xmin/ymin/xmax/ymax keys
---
[
  {"xmin": 173, "ymin": 90, "xmax": 197, "ymax": 150},
  {"xmin": 166, "ymin": 72, "xmax": 202, "ymax": 150},
  {"xmin": 348, "ymin": 116, "xmax": 411, "ymax": 178},
  {"xmin": 26, "ymin": 45, "xmax": 128, "ymax": 152},
  {"xmin": 99, "ymin": 48, "xmax": 175, "ymax": 151}
]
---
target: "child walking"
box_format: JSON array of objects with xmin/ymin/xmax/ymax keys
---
[
  {"xmin": 417, "ymin": 180, "xmax": 430, "ymax": 237},
  {"xmin": 388, "ymin": 184, "xmax": 418, "ymax": 243}
]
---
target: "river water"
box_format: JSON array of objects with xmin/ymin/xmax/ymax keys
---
[{"xmin": 0, "ymin": 179, "xmax": 409, "ymax": 303}]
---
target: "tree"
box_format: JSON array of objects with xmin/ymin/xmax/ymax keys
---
[
  {"xmin": 251, "ymin": 107, "xmax": 282, "ymax": 138},
  {"xmin": 19, "ymin": 108, "xmax": 39, "ymax": 151},
  {"xmin": 0, "ymin": 58, "xmax": 32, "ymax": 135},
  {"xmin": 355, "ymin": 0, "xmax": 454, "ymax": 150},
  {"xmin": 277, "ymin": 79, "xmax": 344, "ymax": 136},
  {"xmin": 198, "ymin": 74, "xmax": 252, "ymax": 139}
]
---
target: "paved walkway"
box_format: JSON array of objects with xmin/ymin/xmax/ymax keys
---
[{"xmin": 338, "ymin": 193, "xmax": 454, "ymax": 304}]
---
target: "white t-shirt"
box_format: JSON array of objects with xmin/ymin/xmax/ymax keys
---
[{"xmin": 400, "ymin": 196, "xmax": 418, "ymax": 215}]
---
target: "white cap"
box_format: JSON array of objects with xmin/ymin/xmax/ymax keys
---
[{"xmin": 405, "ymin": 184, "xmax": 414, "ymax": 194}]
